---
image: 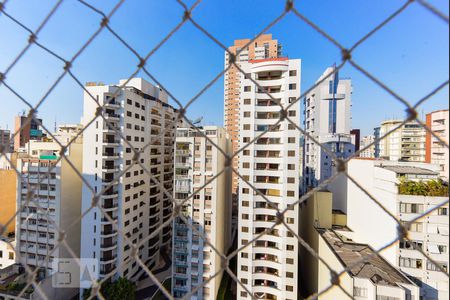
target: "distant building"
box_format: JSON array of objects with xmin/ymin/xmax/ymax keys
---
[
  {"xmin": 15, "ymin": 137, "xmax": 83, "ymax": 299},
  {"xmin": 351, "ymin": 129, "xmax": 361, "ymax": 152},
  {"xmin": 172, "ymin": 126, "xmax": 232, "ymax": 299},
  {"xmin": 360, "ymin": 135, "xmax": 376, "ymax": 158},
  {"xmin": 52, "ymin": 124, "xmax": 83, "ymax": 145},
  {"xmin": 225, "ymin": 34, "xmax": 282, "ymax": 195},
  {"xmin": 14, "ymin": 114, "xmax": 44, "ymax": 151},
  {"xmin": 329, "ymin": 159, "xmax": 449, "ymax": 300},
  {"xmin": 374, "ymin": 127, "xmax": 381, "ymax": 158},
  {"xmin": 303, "ymin": 66, "xmax": 354, "ymax": 190},
  {"xmin": 379, "ymin": 120, "xmax": 426, "ymax": 162},
  {"xmin": 426, "ymin": 109, "xmax": 449, "ymax": 180},
  {"xmin": 0, "ymin": 129, "xmax": 12, "ymax": 153},
  {"xmin": 299, "ymin": 191, "xmax": 420, "ymax": 300}
]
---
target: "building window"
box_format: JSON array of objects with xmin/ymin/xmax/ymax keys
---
[
  {"xmin": 354, "ymin": 287, "xmax": 368, "ymax": 297},
  {"xmin": 288, "ymin": 137, "xmax": 296, "ymax": 143},
  {"xmin": 243, "ymin": 124, "xmax": 251, "ymax": 130},
  {"xmin": 289, "ymin": 84, "xmax": 297, "ymax": 90},
  {"xmin": 426, "ymin": 261, "xmax": 448, "ymax": 272},
  {"xmin": 288, "ymin": 110, "xmax": 296, "ymax": 117},
  {"xmin": 241, "ymin": 265, "xmax": 248, "ymax": 271},
  {"xmin": 244, "ymin": 112, "xmax": 251, "ymax": 118},
  {"xmin": 289, "ymin": 70, "xmax": 297, "ymax": 77},
  {"xmin": 244, "ymin": 99, "xmax": 251, "ymax": 105},
  {"xmin": 399, "ymin": 203, "xmax": 424, "ymax": 214},
  {"xmin": 399, "ymin": 257, "xmax": 423, "ymax": 269},
  {"xmin": 437, "ymin": 207, "xmax": 448, "ymax": 215},
  {"xmin": 244, "ymin": 86, "xmax": 251, "ymax": 92},
  {"xmin": 288, "ymin": 151, "xmax": 295, "ymax": 157}
]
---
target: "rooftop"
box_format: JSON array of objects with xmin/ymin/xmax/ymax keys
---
[
  {"xmin": 319, "ymin": 229, "xmax": 413, "ymax": 287},
  {"xmin": 381, "ymin": 165, "xmax": 438, "ymax": 176}
]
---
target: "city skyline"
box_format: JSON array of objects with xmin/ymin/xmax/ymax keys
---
[
  {"xmin": 0, "ymin": 0, "xmax": 448, "ymax": 136},
  {"xmin": 0, "ymin": 1, "xmax": 448, "ymax": 299}
]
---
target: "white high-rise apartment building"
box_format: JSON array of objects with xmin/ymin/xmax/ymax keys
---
[
  {"xmin": 80, "ymin": 78, "xmax": 177, "ymax": 284},
  {"xmin": 303, "ymin": 66, "xmax": 354, "ymax": 190},
  {"xmin": 329, "ymin": 159, "xmax": 449, "ymax": 300},
  {"xmin": 426, "ymin": 109, "xmax": 449, "ymax": 180},
  {"xmin": 171, "ymin": 126, "xmax": 232, "ymax": 300},
  {"xmin": 379, "ymin": 120, "xmax": 426, "ymax": 162},
  {"xmin": 360, "ymin": 135, "xmax": 376, "ymax": 158},
  {"xmin": 16, "ymin": 138, "xmax": 82, "ymax": 278},
  {"xmin": 237, "ymin": 57, "xmax": 301, "ymax": 300}
]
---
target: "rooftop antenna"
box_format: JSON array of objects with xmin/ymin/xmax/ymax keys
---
[{"xmin": 54, "ymin": 116, "xmax": 57, "ymax": 132}]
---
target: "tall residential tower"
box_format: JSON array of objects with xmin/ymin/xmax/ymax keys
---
[
  {"xmin": 224, "ymin": 34, "xmax": 282, "ymax": 195},
  {"xmin": 80, "ymin": 78, "xmax": 177, "ymax": 287},
  {"xmin": 303, "ymin": 66, "xmax": 354, "ymax": 190},
  {"xmin": 237, "ymin": 57, "xmax": 301, "ymax": 300}
]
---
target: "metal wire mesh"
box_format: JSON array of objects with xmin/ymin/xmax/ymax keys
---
[{"xmin": 0, "ymin": 0, "xmax": 448, "ymax": 299}]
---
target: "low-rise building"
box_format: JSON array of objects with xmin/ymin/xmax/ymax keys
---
[
  {"xmin": 0, "ymin": 237, "xmax": 16, "ymax": 269},
  {"xmin": 299, "ymin": 191, "xmax": 420, "ymax": 300},
  {"xmin": 426, "ymin": 109, "xmax": 449, "ymax": 180},
  {"xmin": 329, "ymin": 159, "xmax": 449, "ymax": 300}
]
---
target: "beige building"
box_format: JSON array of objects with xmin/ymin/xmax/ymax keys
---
[
  {"xmin": 426, "ymin": 109, "xmax": 449, "ymax": 180},
  {"xmin": 172, "ymin": 126, "xmax": 232, "ymax": 299},
  {"xmin": 379, "ymin": 120, "xmax": 426, "ymax": 162},
  {"xmin": 299, "ymin": 191, "xmax": 420, "ymax": 300},
  {"xmin": 224, "ymin": 34, "xmax": 282, "ymax": 195},
  {"xmin": 16, "ymin": 138, "xmax": 82, "ymax": 279},
  {"xmin": 0, "ymin": 169, "xmax": 17, "ymax": 237}
]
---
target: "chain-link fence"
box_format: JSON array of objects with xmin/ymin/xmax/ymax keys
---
[{"xmin": 0, "ymin": 0, "xmax": 448, "ymax": 299}]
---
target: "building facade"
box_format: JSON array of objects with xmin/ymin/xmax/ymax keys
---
[
  {"xmin": 426, "ymin": 109, "xmax": 449, "ymax": 180},
  {"xmin": 299, "ymin": 191, "xmax": 420, "ymax": 300},
  {"xmin": 303, "ymin": 66, "xmax": 354, "ymax": 190},
  {"xmin": 15, "ymin": 139, "xmax": 82, "ymax": 278},
  {"xmin": 80, "ymin": 78, "xmax": 177, "ymax": 286},
  {"xmin": 360, "ymin": 135, "xmax": 376, "ymax": 158},
  {"xmin": 224, "ymin": 34, "xmax": 282, "ymax": 195},
  {"xmin": 0, "ymin": 237, "xmax": 16, "ymax": 269},
  {"xmin": 0, "ymin": 129, "xmax": 12, "ymax": 153},
  {"xmin": 329, "ymin": 159, "xmax": 449, "ymax": 300},
  {"xmin": 14, "ymin": 115, "xmax": 44, "ymax": 151},
  {"xmin": 171, "ymin": 126, "xmax": 232, "ymax": 299},
  {"xmin": 237, "ymin": 57, "xmax": 301, "ymax": 300},
  {"xmin": 379, "ymin": 120, "xmax": 426, "ymax": 162}
]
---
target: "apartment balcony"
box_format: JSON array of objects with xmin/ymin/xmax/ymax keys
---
[
  {"xmin": 100, "ymin": 251, "xmax": 118, "ymax": 264},
  {"xmin": 253, "ymin": 288, "xmax": 281, "ymax": 300},
  {"xmin": 100, "ymin": 238, "xmax": 118, "ymax": 251},
  {"xmin": 103, "ymin": 137, "xmax": 120, "ymax": 146},
  {"xmin": 104, "ymin": 112, "xmax": 120, "ymax": 121},
  {"xmin": 104, "ymin": 97, "xmax": 120, "ymax": 108},
  {"xmin": 102, "ymin": 199, "xmax": 118, "ymax": 212},
  {"xmin": 102, "ymin": 152, "xmax": 120, "ymax": 159},
  {"xmin": 102, "ymin": 164, "xmax": 120, "ymax": 173},
  {"xmin": 99, "ymin": 264, "xmax": 116, "ymax": 276},
  {"xmin": 175, "ymin": 162, "xmax": 191, "ymax": 169}
]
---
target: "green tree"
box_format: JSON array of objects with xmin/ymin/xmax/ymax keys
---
[{"xmin": 83, "ymin": 277, "xmax": 135, "ymax": 300}]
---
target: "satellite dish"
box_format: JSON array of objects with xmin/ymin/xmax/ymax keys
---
[{"xmin": 192, "ymin": 117, "xmax": 203, "ymax": 125}]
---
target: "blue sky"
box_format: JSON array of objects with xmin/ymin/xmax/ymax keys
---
[{"xmin": 0, "ymin": 0, "xmax": 448, "ymax": 136}]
